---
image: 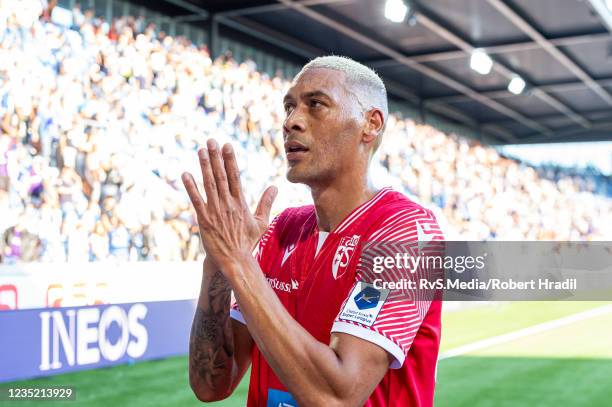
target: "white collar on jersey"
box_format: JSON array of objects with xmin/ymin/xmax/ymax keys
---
[{"xmin": 315, "ymin": 231, "xmax": 329, "ymax": 257}]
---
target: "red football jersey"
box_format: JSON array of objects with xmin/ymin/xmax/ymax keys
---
[{"xmin": 231, "ymin": 187, "xmax": 444, "ymax": 406}]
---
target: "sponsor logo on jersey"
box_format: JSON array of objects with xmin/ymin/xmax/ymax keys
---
[
  {"xmin": 267, "ymin": 388, "xmax": 297, "ymax": 407},
  {"xmin": 332, "ymin": 235, "xmax": 360, "ymax": 279},
  {"xmin": 266, "ymin": 277, "xmax": 298, "ymax": 293},
  {"xmin": 281, "ymin": 243, "xmax": 296, "ymax": 267},
  {"xmin": 339, "ymin": 282, "xmax": 389, "ymax": 327}
]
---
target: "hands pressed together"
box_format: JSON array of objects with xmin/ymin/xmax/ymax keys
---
[{"xmin": 181, "ymin": 139, "xmax": 277, "ymax": 272}]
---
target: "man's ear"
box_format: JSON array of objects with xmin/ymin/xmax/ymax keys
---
[{"xmin": 362, "ymin": 108, "xmax": 385, "ymax": 145}]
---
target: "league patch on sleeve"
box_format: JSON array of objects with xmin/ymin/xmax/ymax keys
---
[{"xmin": 338, "ymin": 282, "xmax": 390, "ymax": 327}]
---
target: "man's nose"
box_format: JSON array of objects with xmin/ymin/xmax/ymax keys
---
[{"xmin": 283, "ymin": 107, "xmax": 306, "ymax": 135}]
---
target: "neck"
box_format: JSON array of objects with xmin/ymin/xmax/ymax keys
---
[{"xmin": 310, "ymin": 173, "xmax": 376, "ymax": 232}]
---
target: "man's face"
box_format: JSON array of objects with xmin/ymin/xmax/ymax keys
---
[{"xmin": 282, "ymin": 68, "xmax": 365, "ymax": 186}]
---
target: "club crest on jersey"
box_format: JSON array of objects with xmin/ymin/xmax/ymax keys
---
[{"xmin": 332, "ymin": 235, "xmax": 360, "ymax": 279}]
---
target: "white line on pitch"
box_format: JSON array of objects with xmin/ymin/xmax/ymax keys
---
[{"xmin": 439, "ymin": 304, "xmax": 612, "ymax": 360}]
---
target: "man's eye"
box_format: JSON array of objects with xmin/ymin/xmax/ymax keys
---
[
  {"xmin": 284, "ymin": 103, "xmax": 294, "ymax": 113},
  {"xmin": 309, "ymin": 100, "xmax": 323, "ymax": 108}
]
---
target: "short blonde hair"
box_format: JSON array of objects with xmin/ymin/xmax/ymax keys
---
[{"xmin": 296, "ymin": 55, "xmax": 388, "ymax": 152}]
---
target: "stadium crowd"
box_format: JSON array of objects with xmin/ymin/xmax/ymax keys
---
[{"xmin": 0, "ymin": 1, "xmax": 610, "ymax": 263}]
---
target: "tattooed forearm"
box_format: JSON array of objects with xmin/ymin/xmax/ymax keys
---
[{"xmin": 189, "ymin": 270, "xmax": 235, "ymax": 396}]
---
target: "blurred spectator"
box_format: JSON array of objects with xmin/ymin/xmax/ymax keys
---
[{"xmin": 0, "ymin": 1, "xmax": 610, "ymax": 264}]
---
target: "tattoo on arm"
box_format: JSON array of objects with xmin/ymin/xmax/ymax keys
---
[{"xmin": 189, "ymin": 271, "xmax": 235, "ymax": 390}]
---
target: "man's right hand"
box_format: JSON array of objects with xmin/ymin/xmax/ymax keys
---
[
  {"xmin": 184, "ymin": 139, "xmax": 278, "ymax": 260},
  {"xmin": 187, "ymin": 141, "xmax": 273, "ymax": 402}
]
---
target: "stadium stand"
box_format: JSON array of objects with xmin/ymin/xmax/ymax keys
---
[{"xmin": 0, "ymin": 0, "xmax": 610, "ymax": 264}]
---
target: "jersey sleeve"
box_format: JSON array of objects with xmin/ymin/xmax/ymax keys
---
[
  {"xmin": 230, "ymin": 212, "xmax": 282, "ymax": 325},
  {"xmin": 331, "ymin": 207, "xmax": 444, "ymax": 368}
]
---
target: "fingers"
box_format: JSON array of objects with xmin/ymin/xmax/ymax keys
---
[
  {"xmin": 255, "ymin": 185, "xmax": 278, "ymax": 222},
  {"xmin": 198, "ymin": 146, "xmax": 219, "ymax": 210},
  {"xmin": 222, "ymin": 143, "xmax": 246, "ymax": 205},
  {"xmin": 207, "ymin": 139, "xmax": 231, "ymax": 204},
  {"xmin": 181, "ymin": 172, "xmax": 207, "ymax": 216}
]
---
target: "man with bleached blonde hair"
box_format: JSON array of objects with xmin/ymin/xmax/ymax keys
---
[{"xmin": 184, "ymin": 55, "xmax": 444, "ymax": 406}]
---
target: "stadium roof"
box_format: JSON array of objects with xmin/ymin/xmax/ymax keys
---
[{"xmin": 150, "ymin": 0, "xmax": 612, "ymax": 145}]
